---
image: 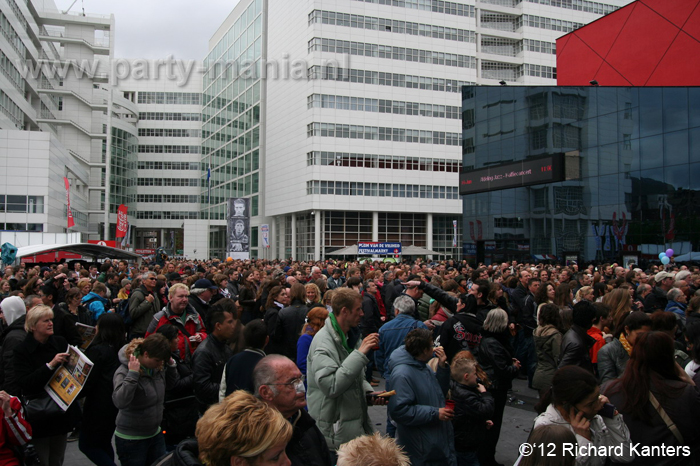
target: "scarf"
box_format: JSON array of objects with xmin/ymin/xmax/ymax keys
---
[
  {"xmin": 329, "ymin": 312, "xmax": 351, "ymax": 354},
  {"xmin": 619, "ymin": 333, "xmax": 633, "ymax": 356}
]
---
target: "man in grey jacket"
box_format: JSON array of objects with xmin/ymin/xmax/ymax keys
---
[
  {"xmin": 306, "ymin": 288, "xmax": 386, "ymax": 449},
  {"xmin": 128, "ymin": 272, "xmax": 160, "ymax": 339}
]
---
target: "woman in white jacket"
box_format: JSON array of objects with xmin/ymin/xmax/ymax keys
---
[{"xmin": 527, "ymin": 365, "xmax": 634, "ymax": 466}]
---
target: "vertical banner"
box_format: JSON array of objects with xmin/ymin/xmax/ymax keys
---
[
  {"xmin": 261, "ymin": 224, "xmax": 270, "ymax": 248},
  {"xmin": 64, "ymin": 177, "xmax": 75, "ymax": 228},
  {"xmin": 452, "ymin": 220, "xmax": 458, "ymax": 247},
  {"xmin": 116, "ymin": 204, "xmax": 128, "ymax": 238},
  {"xmin": 227, "ymin": 198, "xmax": 250, "ymax": 260}
]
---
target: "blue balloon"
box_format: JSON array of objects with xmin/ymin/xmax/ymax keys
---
[
  {"xmin": 661, "ymin": 256, "xmax": 670, "ymax": 265},
  {"xmin": 659, "ymin": 252, "xmax": 666, "ymax": 259}
]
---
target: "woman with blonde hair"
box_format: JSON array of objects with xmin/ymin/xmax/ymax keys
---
[
  {"xmin": 77, "ymin": 278, "xmax": 92, "ymax": 297},
  {"xmin": 574, "ymin": 286, "xmax": 594, "ymax": 304},
  {"xmin": 304, "ymin": 283, "xmax": 322, "ymax": 307},
  {"xmin": 297, "ymin": 304, "xmax": 329, "ymax": 379},
  {"xmin": 197, "ymin": 391, "xmax": 292, "ymax": 466},
  {"xmin": 603, "ymin": 287, "xmax": 633, "ymax": 334},
  {"xmin": 337, "ymin": 432, "xmax": 409, "ymax": 466}
]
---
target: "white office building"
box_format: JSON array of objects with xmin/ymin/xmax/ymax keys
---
[
  {"xmin": 201, "ymin": 0, "xmax": 633, "ymax": 260},
  {"xmin": 0, "ymin": 0, "xmax": 140, "ymax": 242},
  {"xmin": 116, "ymin": 61, "xmax": 203, "ymax": 256}
]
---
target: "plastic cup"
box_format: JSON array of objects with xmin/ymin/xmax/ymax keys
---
[{"xmin": 445, "ymin": 400, "xmax": 455, "ymax": 411}]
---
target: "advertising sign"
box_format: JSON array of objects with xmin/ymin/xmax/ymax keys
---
[
  {"xmin": 459, "ymin": 154, "xmax": 565, "ymax": 195},
  {"xmin": 358, "ymin": 242, "xmax": 401, "ymax": 255}
]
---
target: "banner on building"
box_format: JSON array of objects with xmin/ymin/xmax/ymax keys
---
[
  {"xmin": 261, "ymin": 224, "xmax": 270, "ymax": 248},
  {"xmin": 227, "ymin": 198, "xmax": 250, "ymax": 260},
  {"xmin": 358, "ymin": 242, "xmax": 401, "ymax": 255},
  {"xmin": 64, "ymin": 177, "xmax": 75, "ymax": 229},
  {"xmin": 116, "ymin": 205, "xmax": 128, "ymax": 238},
  {"xmin": 452, "ymin": 220, "xmax": 458, "ymax": 247}
]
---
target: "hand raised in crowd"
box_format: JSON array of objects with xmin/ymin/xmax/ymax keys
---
[
  {"xmin": 0, "ymin": 391, "xmax": 14, "ymax": 416},
  {"xmin": 128, "ymin": 355, "xmax": 140, "ymax": 372},
  {"xmin": 359, "ymin": 333, "xmax": 379, "ymax": 355},
  {"xmin": 434, "ymin": 345, "xmax": 447, "ymax": 368},
  {"xmin": 568, "ymin": 408, "xmax": 592, "ymax": 440},
  {"xmin": 145, "ymin": 294, "xmax": 154, "ymax": 303}
]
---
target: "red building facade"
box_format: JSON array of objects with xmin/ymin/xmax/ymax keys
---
[{"xmin": 556, "ymin": 0, "xmax": 700, "ymax": 86}]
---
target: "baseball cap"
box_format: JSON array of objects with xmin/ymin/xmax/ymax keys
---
[
  {"xmin": 654, "ymin": 272, "xmax": 675, "ymax": 282},
  {"xmin": 193, "ymin": 279, "xmax": 217, "ymax": 290}
]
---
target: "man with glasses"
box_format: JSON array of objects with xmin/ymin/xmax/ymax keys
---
[
  {"xmin": 254, "ymin": 354, "xmax": 333, "ymax": 466},
  {"xmin": 128, "ymin": 271, "xmax": 160, "ymax": 339}
]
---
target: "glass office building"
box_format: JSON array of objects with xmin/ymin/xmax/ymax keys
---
[{"xmin": 461, "ymin": 86, "xmax": 700, "ymax": 264}]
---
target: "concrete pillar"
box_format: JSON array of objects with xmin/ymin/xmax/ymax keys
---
[
  {"xmin": 314, "ymin": 210, "xmax": 321, "ymax": 261},
  {"xmin": 372, "ymin": 211, "xmax": 379, "ymax": 242},
  {"xmin": 426, "ymin": 213, "xmax": 434, "ymax": 260},
  {"xmin": 291, "ymin": 213, "xmax": 297, "ymax": 261}
]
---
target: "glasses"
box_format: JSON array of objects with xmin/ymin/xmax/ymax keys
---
[
  {"xmin": 267, "ymin": 375, "xmax": 306, "ymax": 393},
  {"xmin": 267, "ymin": 375, "xmax": 304, "ymax": 387}
]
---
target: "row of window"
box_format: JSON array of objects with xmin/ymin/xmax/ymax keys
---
[
  {"xmin": 307, "ymin": 152, "xmax": 461, "ymax": 173},
  {"xmin": 136, "ymin": 211, "xmax": 200, "ymax": 220},
  {"xmin": 308, "ymin": 10, "xmax": 475, "ymax": 43},
  {"xmin": 0, "ymin": 50, "xmax": 24, "ymax": 93},
  {"xmin": 137, "ymin": 145, "xmax": 201, "ymax": 154},
  {"xmin": 137, "ymin": 161, "xmax": 200, "ymax": 170},
  {"xmin": 136, "ymin": 178, "xmax": 200, "ymax": 187},
  {"xmin": 0, "ymin": 223, "xmax": 43, "ymax": 232},
  {"xmin": 307, "ymin": 66, "xmax": 471, "ymax": 94},
  {"xmin": 307, "ymin": 181, "xmax": 460, "ymax": 199},
  {"xmin": 308, "ymin": 38, "xmax": 476, "ymax": 69},
  {"xmin": 138, "ymin": 112, "xmax": 201, "ymax": 121},
  {"xmin": 137, "ymin": 129, "xmax": 201, "ymax": 138},
  {"xmin": 0, "ymin": 12, "xmax": 26, "ymax": 58},
  {"xmin": 137, "ymin": 92, "xmax": 201, "ymax": 105},
  {"xmin": 521, "ymin": 15, "xmax": 584, "ymax": 33},
  {"xmin": 0, "ymin": 195, "xmax": 44, "ymax": 213},
  {"xmin": 307, "ymin": 123, "xmax": 461, "ymax": 146},
  {"xmin": 524, "ymin": 0, "xmax": 619, "ymax": 16},
  {"xmin": 0, "ymin": 90, "xmax": 23, "ymax": 129},
  {"xmin": 6, "ymin": 0, "xmax": 27, "ymax": 32},
  {"xmin": 523, "ymin": 39, "xmax": 556, "ymax": 55},
  {"xmin": 307, "ymin": 94, "xmax": 460, "ymax": 119},
  {"xmin": 351, "ymin": 0, "xmax": 475, "ymax": 18},
  {"xmin": 524, "ymin": 64, "xmax": 557, "ymax": 79},
  {"xmin": 136, "ymin": 194, "xmax": 199, "ymax": 203}
]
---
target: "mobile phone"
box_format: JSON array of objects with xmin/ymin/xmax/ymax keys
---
[{"xmin": 598, "ymin": 403, "xmax": 616, "ymax": 418}]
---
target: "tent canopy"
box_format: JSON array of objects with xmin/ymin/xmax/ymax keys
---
[
  {"xmin": 16, "ymin": 243, "xmax": 141, "ymax": 262},
  {"xmin": 325, "ymin": 244, "xmax": 442, "ymax": 256}
]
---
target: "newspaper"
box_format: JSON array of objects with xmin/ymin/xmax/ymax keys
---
[
  {"xmin": 75, "ymin": 323, "xmax": 97, "ymax": 350},
  {"xmin": 46, "ymin": 345, "xmax": 94, "ymax": 411}
]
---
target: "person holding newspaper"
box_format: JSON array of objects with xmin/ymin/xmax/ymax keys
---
[{"xmin": 13, "ymin": 305, "xmax": 81, "ymax": 466}]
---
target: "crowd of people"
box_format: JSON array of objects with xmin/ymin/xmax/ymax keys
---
[{"xmin": 0, "ymin": 257, "xmax": 699, "ymax": 466}]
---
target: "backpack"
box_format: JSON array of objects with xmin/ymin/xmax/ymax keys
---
[{"xmin": 116, "ymin": 298, "xmax": 132, "ymax": 328}]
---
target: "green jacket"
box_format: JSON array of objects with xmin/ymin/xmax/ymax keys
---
[{"xmin": 307, "ymin": 317, "xmax": 374, "ymax": 449}]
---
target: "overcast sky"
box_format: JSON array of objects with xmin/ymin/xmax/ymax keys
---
[{"xmin": 53, "ymin": 0, "xmax": 240, "ymax": 60}]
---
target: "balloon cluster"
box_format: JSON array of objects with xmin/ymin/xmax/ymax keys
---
[{"xmin": 658, "ymin": 249, "xmax": 674, "ymax": 265}]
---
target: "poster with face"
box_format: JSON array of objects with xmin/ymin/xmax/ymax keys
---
[{"xmin": 227, "ymin": 198, "xmax": 250, "ymax": 260}]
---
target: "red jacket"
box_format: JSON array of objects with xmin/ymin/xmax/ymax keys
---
[
  {"xmin": 145, "ymin": 304, "xmax": 207, "ymax": 362},
  {"xmin": 0, "ymin": 397, "xmax": 32, "ymax": 466}
]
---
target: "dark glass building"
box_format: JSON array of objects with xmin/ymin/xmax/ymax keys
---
[{"xmin": 461, "ymin": 86, "xmax": 700, "ymax": 264}]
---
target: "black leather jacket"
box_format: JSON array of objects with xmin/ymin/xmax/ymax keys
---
[
  {"xmin": 557, "ymin": 324, "xmax": 595, "ymax": 373},
  {"xmin": 477, "ymin": 331, "xmax": 519, "ymax": 391}
]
